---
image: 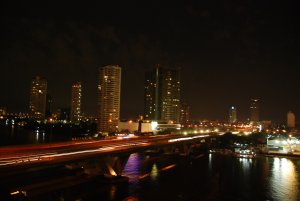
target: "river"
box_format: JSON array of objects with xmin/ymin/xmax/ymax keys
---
[{"xmin": 30, "ymin": 153, "xmax": 300, "ymax": 201}]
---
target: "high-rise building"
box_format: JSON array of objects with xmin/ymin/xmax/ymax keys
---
[
  {"xmin": 229, "ymin": 106, "xmax": 237, "ymax": 123},
  {"xmin": 180, "ymin": 103, "xmax": 190, "ymax": 126},
  {"xmin": 29, "ymin": 76, "xmax": 47, "ymax": 120},
  {"xmin": 98, "ymin": 65, "xmax": 121, "ymax": 132},
  {"xmin": 70, "ymin": 82, "xmax": 82, "ymax": 123},
  {"xmin": 250, "ymin": 98, "xmax": 259, "ymax": 123},
  {"xmin": 287, "ymin": 111, "xmax": 295, "ymax": 128},
  {"xmin": 46, "ymin": 93, "xmax": 53, "ymax": 118},
  {"xmin": 144, "ymin": 64, "xmax": 181, "ymax": 123}
]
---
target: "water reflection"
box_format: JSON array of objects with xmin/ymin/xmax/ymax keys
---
[
  {"xmin": 150, "ymin": 163, "xmax": 158, "ymax": 181},
  {"xmin": 270, "ymin": 157, "xmax": 299, "ymax": 201},
  {"xmin": 208, "ymin": 153, "xmax": 212, "ymax": 166},
  {"xmin": 123, "ymin": 153, "xmax": 141, "ymax": 182},
  {"xmin": 0, "ymin": 126, "xmax": 71, "ymax": 146},
  {"xmin": 110, "ymin": 185, "xmax": 117, "ymax": 200},
  {"xmin": 239, "ymin": 158, "xmax": 252, "ymax": 176}
]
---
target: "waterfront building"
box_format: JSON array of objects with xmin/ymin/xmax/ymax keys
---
[
  {"xmin": 70, "ymin": 82, "xmax": 82, "ymax": 123},
  {"xmin": 98, "ymin": 65, "xmax": 121, "ymax": 132},
  {"xmin": 229, "ymin": 106, "xmax": 237, "ymax": 123},
  {"xmin": 250, "ymin": 98, "xmax": 260, "ymax": 123},
  {"xmin": 29, "ymin": 76, "xmax": 47, "ymax": 120},
  {"xmin": 118, "ymin": 120, "xmax": 153, "ymax": 133},
  {"xmin": 287, "ymin": 111, "xmax": 296, "ymax": 128},
  {"xmin": 144, "ymin": 64, "xmax": 181, "ymax": 123}
]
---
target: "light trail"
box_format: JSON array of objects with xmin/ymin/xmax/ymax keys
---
[
  {"xmin": 0, "ymin": 134, "xmax": 212, "ymax": 167},
  {"xmin": 168, "ymin": 135, "xmax": 209, "ymax": 142},
  {"xmin": 0, "ymin": 141, "xmax": 150, "ymax": 166}
]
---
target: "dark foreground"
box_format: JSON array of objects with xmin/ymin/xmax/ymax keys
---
[{"xmin": 2, "ymin": 152, "xmax": 300, "ymax": 201}]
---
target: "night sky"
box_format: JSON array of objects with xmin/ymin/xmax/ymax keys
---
[{"xmin": 1, "ymin": 1, "xmax": 299, "ymax": 123}]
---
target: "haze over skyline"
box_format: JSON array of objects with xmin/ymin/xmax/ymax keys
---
[{"xmin": 1, "ymin": 1, "xmax": 299, "ymax": 123}]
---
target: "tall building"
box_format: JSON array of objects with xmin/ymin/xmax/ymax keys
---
[
  {"xmin": 287, "ymin": 111, "xmax": 296, "ymax": 128},
  {"xmin": 70, "ymin": 82, "xmax": 82, "ymax": 123},
  {"xmin": 180, "ymin": 103, "xmax": 190, "ymax": 126},
  {"xmin": 29, "ymin": 76, "xmax": 47, "ymax": 120},
  {"xmin": 250, "ymin": 98, "xmax": 260, "ymax": 123},
  {"xmin": 46, "ymin": 93, "xmax": 53, "ymax": 118},
  {"xmin": 144, "ymin": 64, "xmax": 181, "ymax": 123},
  {"xmin": 229, "ymin": 106, "xmax": 237, "ymax": 123},
  {"xmin": 98, "ymin": 65, "xmax": 121, "ymax": 132}
]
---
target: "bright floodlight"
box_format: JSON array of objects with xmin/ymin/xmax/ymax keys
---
[{"xmin": 151, "ymin": 121, "xmax": 158, "ymax": 130}]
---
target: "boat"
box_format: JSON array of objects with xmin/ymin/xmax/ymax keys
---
[{"xmin": 234, "ymin": 149, "xmax": 256, "ymax": 159}]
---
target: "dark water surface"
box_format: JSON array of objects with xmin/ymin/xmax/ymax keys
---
[
  {"xmin": 31, "ymin": 153, "xmax": 300, "ymax": 201},
  {"xmin": 0, "ymin": 126, "xmax": 71, "ymax": 146}
]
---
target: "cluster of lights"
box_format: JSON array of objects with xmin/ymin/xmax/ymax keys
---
[
  {"xmin": 182, "ymin": 128, "xmax": 220, "ymax": 135},
  {"xmin": 274, "ymin": 139, "xmax": 300, "ymax": 145}
]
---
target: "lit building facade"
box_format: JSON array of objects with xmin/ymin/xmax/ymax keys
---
[
  {"xmin": 29, "ymin": 76, "xmax": 47, "ymax": 120},
  {"xmin": 250, "ymin": 98, "xmax": 259, "ymax": 123},
  {"xmin": 287, "ymin": 111, "xmax": 295, "ymax": 128},
  {"xmin": 180, "ymin": 103, "xmax": 190, "ymax": 126},
  {"xmin": 229, "ymin": 106, "xmax": 237, "ymax": 123},
  {"xmin": 144, "ymin": 65, "xmax": 181, "ymax": 123},
  {"xmin": 98, "ymin": 65, "xmax": 121, "ymax": 132},
  {"xmin": 70, "ymin": 82, "xmax": 82, "ymax": 123}
]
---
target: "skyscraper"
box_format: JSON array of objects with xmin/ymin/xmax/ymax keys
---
[
  {"xmin": 180, "ymin": 103, "xmax": 190, "ymax": 126},
  {"xmin": 250, "ymin": 98, "xmax": 260, "ymax": 123},
  {"xmin": 229, "ymin": 106, "xmax": 237, "ymax": 123},
  {"xmin": 144, "ymin": 64, "xmax": 181, "ymax": 123},
  {"xmin": 98, "ymin": 65, "xmax": 121, "ymax": 132},
  {"xmin": 70, "ymin": 82, "xmax": 82, "ymax": 123},
  {"xmin": 46, "ymin": 93, "xmax": 53, "ymax": 118},
  {"xmin": 29, "ymin": 76, "xmax": 47, "ymax": 120},
  {"xmin": 287, "ymin": 111, "xmax": 295, "ymax": 128}
]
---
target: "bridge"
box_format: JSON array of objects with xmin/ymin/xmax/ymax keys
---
[
  {"xmin": 0, "ymin": 133, "xmax": 220, "ymax": 172},
  {"xmin": 0, "ymin": 133, "xmax": 221, "ymax": 198}
]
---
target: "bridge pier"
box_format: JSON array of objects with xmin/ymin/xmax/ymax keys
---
[
  {"xmin": 104, "ymin": 154, "xmax": 130, "ymax": 176},
  {"xmin": 64, "ymin": 154, "xmax": 131, "ymax": 177}
]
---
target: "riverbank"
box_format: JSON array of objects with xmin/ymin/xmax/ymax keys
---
[{"xmin": 262, "ymin": 151, "xmax": 300, "ymax": 158}]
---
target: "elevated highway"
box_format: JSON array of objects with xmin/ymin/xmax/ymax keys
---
[{"xmin": 0, "ymin": 133, "xmax": 221, "ymax": 176}]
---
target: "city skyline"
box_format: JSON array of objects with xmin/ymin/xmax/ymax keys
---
[
  {"xmin": 0, "ymin": 68, "xmax": 298, "ymax": 124},
  {"xmin": 0, "ymin": 1, "xmax": 299, "ymax": 122}
]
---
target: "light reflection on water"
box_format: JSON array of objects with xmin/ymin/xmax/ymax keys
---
[
  {"xmin": 239, "ymin": 158, "xmax": 252, "ymax": 177},
  {"xmin": 123, "ymin": 153, "xmax": 142, "ymax": 182},
  {"xmin": 269, "ymin": 157, "xmax": 299, "ymax": 201},
  {"xmin": 150, "ymin": 163, "xmax": 158, "ymax": 181},
  {"xmin": 17, "ymin": 152, "xmax": 300, "ymax": 201},
  {"xmin": 122, "ymin": 155, "xmax": 300, "ymax": 201}
]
